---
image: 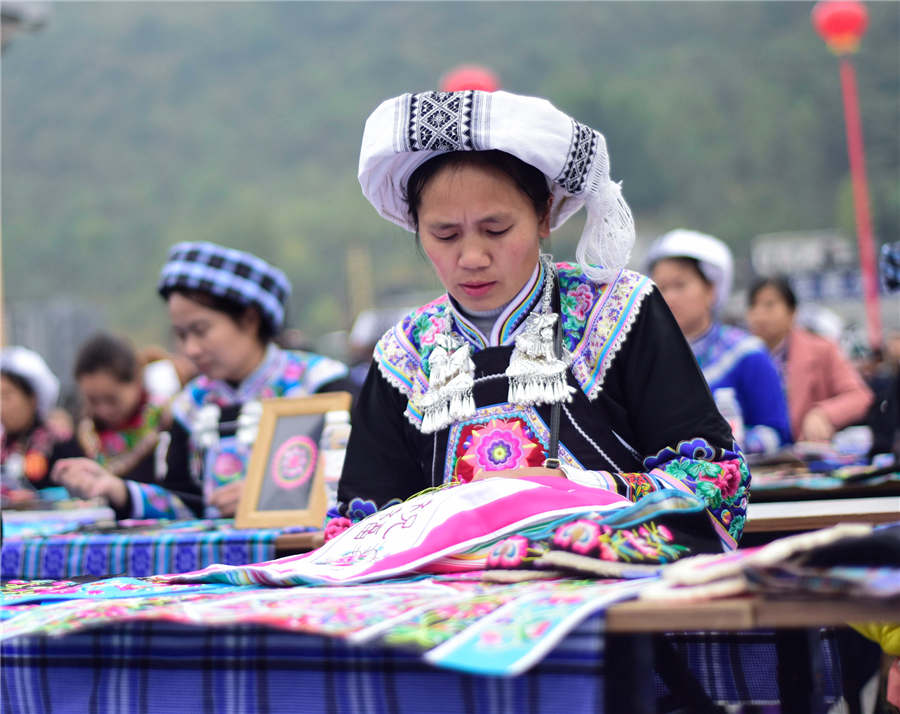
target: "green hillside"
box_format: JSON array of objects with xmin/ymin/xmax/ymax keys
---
[{"xmin": 3, "ymin": 1, "xmax": 898, "ymax": 346}]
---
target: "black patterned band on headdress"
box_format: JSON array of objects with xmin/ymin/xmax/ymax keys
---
[
  {"xmin": 406, "ymin": 91, "xmax": 478, "ymax": 153},
  {"xmin": 157, "ymin": 241, "xmax": 292, "ymax": 333}
]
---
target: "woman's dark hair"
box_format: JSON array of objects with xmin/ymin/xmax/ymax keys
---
[
  {"xmin": 748, "ymin": 276, "xmax": 797, "ymax": 311},
  {"xmin": 1, "ymin": 369, "xmax": 36, "ymax": 399},
  {"xmin": 166, "ymin": 289, "xmax": 275, "ymax": 343},
  {"xmin": 651, "ymin": 256, "xmax": 712, "ymax": 285},
  {"xmin": 74, "ymin": 333, "xmax": 139, "ymax": 383},
  {"xmin": 404, "ymin": 150, "xmax": 552, "ymax": 232}
]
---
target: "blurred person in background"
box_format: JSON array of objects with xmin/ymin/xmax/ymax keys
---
[
  {"xmin": 1, "ymin": 346, "xmax": 81, "ymax": 495},
  {"xmin": 647, "ymin": 229, "xmax": 791, "ymax": 455},
  {"xmin": 137, "ymin": 344, "xmax": 198, "ymax": 405},
  {"xmin": 54, "ymin": 242, "xmax": 352, "ymax": 519},
  {"xmin": 73, "ymin": 332, "xmax": 183, "ymax": 485},
  {"xmin": 746, "ymin": 276, "xmax": 873, "ymax": 444}
]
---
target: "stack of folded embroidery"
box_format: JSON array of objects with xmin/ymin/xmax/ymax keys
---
[{"xmin": 638, "ymin": 522, "xmax": 900, "ymax": 602}]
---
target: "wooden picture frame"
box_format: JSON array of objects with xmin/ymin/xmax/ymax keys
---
[{"xmin": 235, "ymin": 392, "xmax": 352, "ymax": 529}]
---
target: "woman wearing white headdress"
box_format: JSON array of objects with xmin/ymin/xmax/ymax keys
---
[
  {"xmin": 1, "ymin": 346, "xmax": 81, "ymax": 494},
  {"xmin": 332, "ymin": 90, "xmax": 753, "ymax": 553},
  {"xmin": 646, "ymin": 229, "xmax": 791, "ymax": 454}
]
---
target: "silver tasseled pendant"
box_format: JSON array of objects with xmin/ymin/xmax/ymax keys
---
[
  {"xmin": 194, "ymin": 404, "xmax": 222, "ymax": 450},
  {"xmin": 506, "ymin": 311, "xmax": 575, "ymax": 406},
  {"xmin": 236, "ymin": 400, "xmax": 263, "ymax": 446},
  {"xmin": 419, "ymin": 332, "xmax": 476, "ymax": 434}
]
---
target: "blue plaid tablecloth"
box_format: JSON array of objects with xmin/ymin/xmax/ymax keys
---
[
  {"xmin": 0, "ymin": 618, "xmax": 842, "ymax": 714},
  {"xmin": 0, "ymin": 520, "xmax": 308, "ymax": 580}
]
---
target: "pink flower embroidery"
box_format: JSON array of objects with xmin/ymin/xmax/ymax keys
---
[
  {"xmin": 456, "ymin": 419, "xmax": 542, "ymax": 481},
  {"xmin": 486, "ymin": 535, "xmax": 530, "ymax": 568},
  {"xmin": 418, "ymin": 316, "xmax": 445, "ymax": 346},
  {"xmin": 323, "ymin": 517, "xmax": 351, "ymax": 542},
  {"xmin": 282, "ymin": 362, "xmax": 302, "ymax": 381},
  {"xmin": 698, "ymin": 460, "xmax": 743, "ymax": 499},
  {"xmin": 597, "ymin": 541, "xmax": 618, "ymax": 561},
  {"xmin": 570, "ymin": 283, "xmax": 594, "ymax": 321},
  {"xmin": 552, "ymin": 520, "xmax": 600, "ymax": 554}
]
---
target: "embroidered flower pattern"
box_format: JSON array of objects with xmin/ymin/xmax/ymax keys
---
[
  {"xmin": 486, "ymin": 535, "xmax": 530, "ymax": 568},
  {"xmin": 651, "ymin": 442, "xmax": 751, "ymax": 543},
  {"xmin": 551, "ymin": 519, "xmax": 686, "ymax": 563},
  {"xmin": 337, "ymin": 496, "xmax": 402, "ymax": 523},
  {"xmin": 560, "ymin": 281, "xmax": 596, "ymax": 333},
  {"xmin": 455, "ymin": 419, "xmax": 543, "ymax": 482},
  {"xmin": 563, "ymin": 267, "xmax": 653, "ymax": 400},
  {"xmin": 620, "ymin": 472, "xmax": 654, "ymax": 500},
  {"xmin": 323, "ymin": 517, "xmax": 352, "ymax": 542}
]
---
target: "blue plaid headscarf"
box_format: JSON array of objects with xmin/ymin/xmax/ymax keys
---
[
  {"xmin": 880, "ymin": 241, "xmax": 900, "ymax": 293},
  {"xmin": 158, "ymin": 242, "xmax": 292, "ymax": 333}
]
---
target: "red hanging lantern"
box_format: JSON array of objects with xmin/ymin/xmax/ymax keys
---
[
  {"xmin": 812, "ymin": 0, "xmax": 869, "ymax": 55},
  {"xmin": 439, "ymin": 65, "xmax": 500, "ymax": 92}
]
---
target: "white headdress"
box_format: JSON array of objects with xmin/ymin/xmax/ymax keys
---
[
  {"xmin": 0, "ymin": 346, "xmax": 60, "ymax": 418},
  {"xmin": 358, "ymin": 90, "xmax": 635, "ymax": 284},
  {"xmin": 645, "ymin": 229, "xmax": 734, "ymax": 314}
]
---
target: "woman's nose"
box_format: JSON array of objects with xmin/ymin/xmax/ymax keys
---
[
  {"xmin": 182, "ymin": 335, "xmax": 203, "ymax": 358},
  {"xmin": 458, "ymin": 237, "xmax": 490, "ymax": 269}
]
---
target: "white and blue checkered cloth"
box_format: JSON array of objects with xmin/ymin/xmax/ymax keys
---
[{"xmin": 158, "ymin": 242, "xmax": 291, "ymax": 332}]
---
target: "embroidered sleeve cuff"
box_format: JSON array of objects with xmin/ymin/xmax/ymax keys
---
[{"xmin": 559, "ymin": 464, "xmax": 618, "ymax": 491}]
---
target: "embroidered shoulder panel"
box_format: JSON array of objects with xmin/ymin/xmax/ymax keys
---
[
  {"xmin": 373, "ymin": 295, "xmax": 451, "ymax": 429},
  {"xmin": 561, "ymin": 265, "xmax": 653, "ymax": 401}
]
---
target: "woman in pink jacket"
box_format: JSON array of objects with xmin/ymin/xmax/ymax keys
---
[{"xmin": 747, "ymin": 276, "xmax": 873, "ymax": 442}]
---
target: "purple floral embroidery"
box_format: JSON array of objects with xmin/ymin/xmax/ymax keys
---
[
  {"xmin": 84, "ymin": 546, "xmax": 108, "ymax": 576},
  {"xmin": 129, "ymin": 544, "xmax": 152, "ymax": 576},
  {"xmin": 223, "ymin": 544, "xmax": 249, "ymax": 565},
  {"xmin": 644, "ymin": 437, "xmax": 718, "ymax": 470},
  {"xmin": 41, "ymin": 544, "xmax": 66, "ymax": 579},
  {"xmin": 344, "ymin": 497, "xmax": 401, "ymax": 523},
  {"xmin": 174, "ymin": 546, "xmax": 197, "ymax": 573},
  {"xmin": 1, "ymin": 544, "xmax": 22, "ymax": 577}
]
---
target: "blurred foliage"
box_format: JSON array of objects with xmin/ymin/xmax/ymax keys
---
[{"xmin": 2, "ymin": 1, "xmax": 898, "ymax": 346}]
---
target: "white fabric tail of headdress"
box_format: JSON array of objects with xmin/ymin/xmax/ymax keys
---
[
  {"xmin": 576, "ymin": 179, "xmax": 635, "ymax": 285},
  {"xmin": 420, "ymin": 331, "xmax": 476, "ymax": 434}
]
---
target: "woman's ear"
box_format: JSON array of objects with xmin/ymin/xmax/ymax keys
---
[{"xmin": 239, "ymin": 306, "xmax": 262, "ymax": 335}]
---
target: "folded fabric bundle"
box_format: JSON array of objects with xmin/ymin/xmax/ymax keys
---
[{"xmin": 638, "ymin": 522, "xmax": 900, "ymax": 601}]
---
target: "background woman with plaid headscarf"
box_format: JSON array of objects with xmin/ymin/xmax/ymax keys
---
[{"xmin": 54, "ymin": 242, "xmax": 352, "ymax": 518}]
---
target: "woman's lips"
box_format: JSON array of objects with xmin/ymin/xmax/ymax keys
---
[{"xmin": 460, "ymin": 281, "xmax": 496, "ymax": 297}]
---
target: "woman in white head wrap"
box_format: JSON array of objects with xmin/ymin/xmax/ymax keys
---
[
  {"xmin": 646, "ymin": 229, "xmax": 791, "ymax": 454},
  {"xmin": 1, "ymin": 346, "xmax": 81, "ymax": 493},
  {"xmin": 332, "ymin": 90, "xmax": 754, "ymax": 553}
]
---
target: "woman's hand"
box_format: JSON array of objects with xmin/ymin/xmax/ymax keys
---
[
  {"xmin": 800, "ymin": 407, "xmax": 836, "ymax": 443},
  {"xmin": 471, "ymin": 466, "xmax": 566, "ymax": 482},
  {"xmin": 51, "ymin": 458, "xmax": 128, "ymax": 508},
  {"xmin": 209, "ymin": 480, "xmax": 244, "ymax": 517}
]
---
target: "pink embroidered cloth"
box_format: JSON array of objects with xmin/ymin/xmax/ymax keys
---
[{"xmin": 167, "ymin": 476, "xmax": 632, "ymax": 586}]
